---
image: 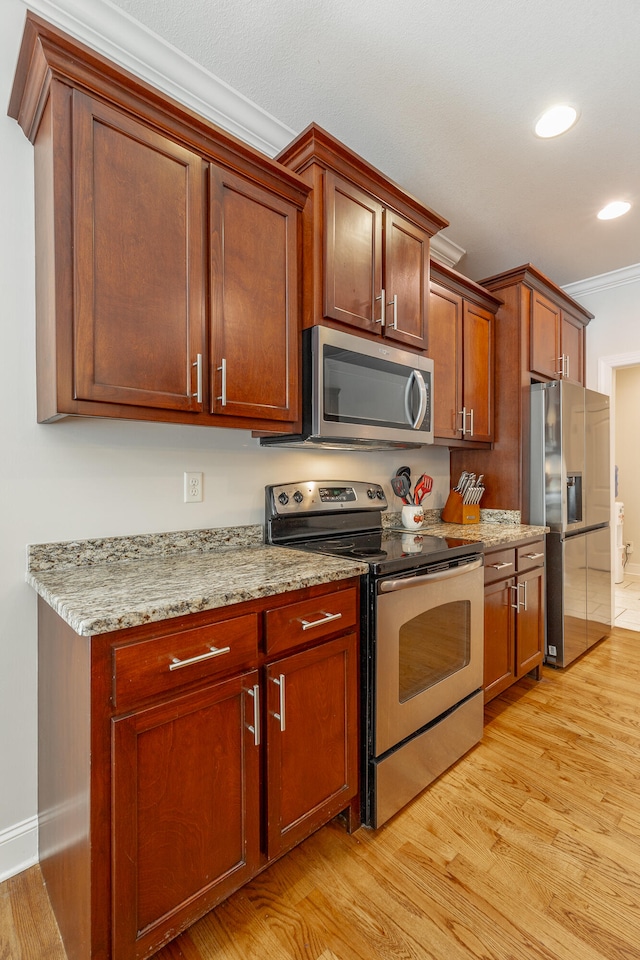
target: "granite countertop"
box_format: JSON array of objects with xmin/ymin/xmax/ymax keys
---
[
  {"xmin": 26, "ymin": 527, "xmax": 368, "ymax": 637},
  {"xmin": 406, "ymin": 520, "xmax": 548, "ymax": 549},
  {"xmin": 26, "ymin": 515, "xmax": 547, "ymax": 638}
]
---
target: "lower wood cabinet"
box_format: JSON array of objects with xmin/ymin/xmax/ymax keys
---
[
  {"xmin": 37, "ymin": 578, "xmax": 360, "ymax": 960},
  {"xmin": 483, "ymin": 539, "xmax": 545, "ymax": 703}
]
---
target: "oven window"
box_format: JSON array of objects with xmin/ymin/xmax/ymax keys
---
[{"xmin": 399, "ymin": 600, "xmax": 471, "ymax": 702}]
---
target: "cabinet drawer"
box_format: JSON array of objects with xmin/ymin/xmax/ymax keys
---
[
  {"xmin": 113, "ymin": 614, "xmax": 258, "ymax": 709},
  {"xmin": 265, "ymin": 588, "xmax": 357, "ymax": 656},
  {"xmin": 517, "ymin": 542, "xmax": 546, "ymax": 573},
  {"xmin": 484, "ymin": 548, "xmax": 516, "ymax": 584}
]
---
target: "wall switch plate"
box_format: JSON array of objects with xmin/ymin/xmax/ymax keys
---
[{"xmin": 184, "ymin": 472, "xmax": 203, "ymax": 503}]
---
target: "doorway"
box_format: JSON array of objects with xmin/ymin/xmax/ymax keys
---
[{"xmin": 599, "ymin": 353, "xmax": 640, "ymax": 631}]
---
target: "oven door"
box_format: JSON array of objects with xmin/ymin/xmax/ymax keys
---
[{"xmin": 374, "ymin": 556, "xmax": 484, "ymax": 757}]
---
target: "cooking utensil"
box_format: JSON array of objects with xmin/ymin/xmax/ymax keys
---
[
  {"xmin": 395, "ymin": 465, "xmax": 411, "ymax": 479},
  {"xmin": 391, "ymin": 474, "xmax": 413, "ymax": 503},
  {"xmin": 413, "ymin": 473, "xmax": 433, "ymax": 505}
]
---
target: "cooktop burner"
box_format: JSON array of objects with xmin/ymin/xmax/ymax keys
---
[
  {"xmin": 292, "ymin": 529, "xmax": 481, "ymax": 574},
  {"xmin": 265, "ymin": 479, "xmax": 484, "ymax": 575}
]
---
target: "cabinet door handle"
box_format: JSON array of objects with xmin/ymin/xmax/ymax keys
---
[
  {"xmin": 490, "ymin": 561, "xmax": 513, "ymax": 570},
  {"xmin": 299, "ymin": 611, "xmax": 342, "ymax": 631},
  {"xmin": 247, "ymin": 683, "xmax": 260, "ymax": 746},
  {"xmin": 564, "ymin": 354, "xmax": 570, "ymax": 379},
  {"xmin": 458, "ymin": 406, "xmax": 467, "ymax": 435},
  {"xmin": 556, "ymin": 355, "xmax": 567, "ymax": 378},
  {"xmin": 191, "ymin": 354, "xmax": 203, "ymax": 403},
  {"xmin": 375, "ymin": 288, "xmax": 386, "ymax": 327},
  {"xmin": 217, "ymin": 357, "xmax": 227, "ymax": 406},
  {"xmin": 523, "ymin": 552, "xmax": 544, "ymax": 560},
  {"xmin": 518, "ymin": 581, "xmax": 528, "ymax": 611},
  {"xmin": 509, "ymin": 584, "xmax": 519, "ymax": 610},
  {"xmin": 458, "ymin": 407, "xmax": 474, "ymax": 436},
  {"xmin": 387, "ymin": 293, "xmax": 398, "ymax": 330},
  {"xmin": 272, "ymin": 673, "xmax": 286, "ymax": 731},
  {"xmin": 169, "ymin": 645, "xmax": 231, "ymax": 671}
]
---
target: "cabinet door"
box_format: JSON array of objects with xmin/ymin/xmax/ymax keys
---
[
  {"xmin": 515, "ymin": 566, "xmax": 545, "ymax": 676},
  {"xmin": 73, "ymin": 90, "xmax": 206, "ymax": 412},
  {"xmin": 265, "ymin": 633, "xmax": 358, "ymax": 860},
  {"xmin": 383, "ymin": 210, "xmax": 429, "ymax": 349},
  {"xmin": 428, "ymin": 282, "xmax": 463, "ymax": 440},
  {"xmin": 484, "ymin": 578, "xmax": 516, "ymax": 702},
  {"xmin": 112, "ymin": 672, "xmax": 260, "ymax": 960},
  {"xmin": 530, "ymin": 290, "xmax": 561, "ymax": 380},
  {"xmin": 462, "ymin": 302, "xmax": 494, "ymax": 442},
  {"xmin": 323, "ymin": 171, "xmax": 383, "ymax": 333},
  {"xmin": 561, "ymin": 313, "xmax": 584, "ymax": 385},
  {"xmin": 209, "ymin": 166, "xmax": 299, "ymax": 423}
]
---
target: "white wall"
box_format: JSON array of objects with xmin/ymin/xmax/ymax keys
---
[
  {"xmin": 614, "ymin": 366, "xmax": 640, "ymax": 576},
  {"xmin": 0, "ymin": 0, "xmax": 452, "ymax": 880}
]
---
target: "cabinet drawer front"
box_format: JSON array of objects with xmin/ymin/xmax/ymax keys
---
[
  {"xmin": 484, "ymin": 548, "xmax": 516, "ymax": 584},
  {"xmin": 113, "ymin": 614, "xmax": 258, "ymax": 709},
  {"xmin": 265, "ymin": 588, "xmax": 357, "ymax": 656},
  {"xmin": 517, "ymin": 542, "xmax": 546, "ymax": 572}
]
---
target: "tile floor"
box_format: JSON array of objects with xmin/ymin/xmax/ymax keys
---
[{"xmin": 615, "ymin": 574, "xmax": 640, "ymax": 631}]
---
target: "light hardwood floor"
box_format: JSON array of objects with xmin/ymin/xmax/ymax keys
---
[{"xmin": 3, "ymin": 625, "xmax": 640, "ymax": 960}]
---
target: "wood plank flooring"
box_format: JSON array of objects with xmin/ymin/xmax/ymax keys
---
[{"xmin": 3, "ymin": 626, "xmax": 640, "ymax": 960}]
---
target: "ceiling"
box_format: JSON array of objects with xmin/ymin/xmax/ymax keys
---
[{"xmin": 106, "ymin": 0, "xmax": 639, "ymax": 286}]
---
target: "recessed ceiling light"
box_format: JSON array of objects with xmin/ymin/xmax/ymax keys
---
[
  {"xmin": 597, "ymin": 201, "xmax": 631, "ymax": 220},
  {"xmin": 534, "ymin": 104, "xmax": 578, "ymax": 138}
]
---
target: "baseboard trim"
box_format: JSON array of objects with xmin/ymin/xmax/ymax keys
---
[
  {"xmin": 0, "ymin": 815, "xmax": 38, "ymax": 883},
  {"xmin": 622, "ymin": 562, "xmax": 640, "ymax": 579}
]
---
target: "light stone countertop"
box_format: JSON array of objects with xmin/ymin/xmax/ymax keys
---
[
  {"xmin": 26, "ymin": 539, "xmax": 368, "ymax": 637},
  {"xmin": 26, "ymin": 517, "xmax": 547, "ymax": 637}
]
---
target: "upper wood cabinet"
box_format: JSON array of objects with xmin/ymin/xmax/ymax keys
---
[
  {"xmin": 277, "ymin": 123, "xmax": 448, "ymax": 351},
  {"xmin": 449, "ymin": 263, "xmax": 593, "ymax": 518},
  {"xmin": 530, "ymin": 288, "xmax": 586, "ymax": 385},
  {"xmin": 428, "ymin": 262, "xmax": 500, "ymax": 444},
  {"xmin": 9, "ymin": 14, "xmax": 309, "ymax": 432}
]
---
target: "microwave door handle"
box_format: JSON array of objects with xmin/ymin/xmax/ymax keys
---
[{"xmin": 404, "ymin": 369, "xmax": 428, "ymax": 429}]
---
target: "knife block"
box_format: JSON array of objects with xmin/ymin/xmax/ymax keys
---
[{"xmin": 441, "ymin": 490, "xmax": 480, "ymax": 525}]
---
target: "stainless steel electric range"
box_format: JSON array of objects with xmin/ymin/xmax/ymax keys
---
[{"xmin": 265, "ymin": 480, "xmax": 485, "ymax": 828}]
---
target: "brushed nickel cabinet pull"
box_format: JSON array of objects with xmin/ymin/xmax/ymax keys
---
[
  {"xmin": 272, "ymin": 674, "xmax": 286, "ymax": 731},
  {"xmin": 217, "ymin": 357, "xmax": 227, "ymax": 405},
  {"xmin": 247, "ymin": 683, "xmax": 260, "ymax": 746},
  {"xmin": 169, "ymin": 645, "xmax": 230, "ymax": 671},
  {"xmin": 299, "ymin": 611, "xmax": 342, "ymax": 631},
  {"xmin": 375, "ymin": 288, "xmax": 386, "ymax": 326},
  {"xmin": 191, "ymin": 354, "xmax": 203, "ymax": 403}
]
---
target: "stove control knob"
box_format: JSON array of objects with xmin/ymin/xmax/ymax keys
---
[
  {"xmin": 376, "ymin": 489, "xmax": 385, "ymax": 500},
  {"xmin": 277, "ymin": 492, "xmax": 289, "ymax": 506},
  {"xmin": 367, "ymin": 488, "xmax": 376, "ymax": 499},
  {"xmin": 293, "ymin": 490, "xmax": 304, "ymax": 503}
]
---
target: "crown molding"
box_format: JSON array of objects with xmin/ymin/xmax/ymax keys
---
[
  {"xmin": 430, "ymin": 232, "xmax": 466, "ymax": 269},
  {"xmin": 563, "ymin": 262, "xmax": 640, "ymax": 298},
  {"xmin": 20, "ymin": 0, "xmax": 472, "ymax": 258},
  {"xmin": 20, "ymin": 0, "xmax": 296, "ymax": 156}
]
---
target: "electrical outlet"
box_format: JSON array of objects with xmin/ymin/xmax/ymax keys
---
[
  {"xmin": 627, "ymin": 541, "xmax": 634, "ymax": 555},
  {"xmin": 184, "ymin": 472, "xmax": 203, "ymax": 503}
]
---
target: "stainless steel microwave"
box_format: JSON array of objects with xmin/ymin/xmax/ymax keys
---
[{"xmin": 260, "ymin": 326, "xmax": 433, "ymax": 450}]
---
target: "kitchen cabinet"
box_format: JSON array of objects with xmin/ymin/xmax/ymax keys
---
[
  {"xmin": 449, "ymin": 264, "xmax": 593, "ymax": 518},
  {"xmin": 428, "ymin": 262, "xmax": 500, "ymax": 444},
  {"xmin": 483, "ymin": 539, "xmax": 545, "ymax": 703},
  {"xmin": 530, "ymin": 288, "xmax": 585, "ymax": 385},
  {"xmin": 37, "ymin": 577, "xmax": 360, "ymax": 960},
  {"xmin": 277, "ymin": 123, "xmax": 448, "ymax": 351},
  {"xmin": 9, "ymin": 15, "xmax": 309, "ymax": 432}
]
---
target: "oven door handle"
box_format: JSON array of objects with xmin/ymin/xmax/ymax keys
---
[
  {"xmin": 378, "ymin": 556, "xmax": 483, "ymax": 593},
  {"xmin": 404, "ymin": 369, "xmax": 428, "ymax": 429}
]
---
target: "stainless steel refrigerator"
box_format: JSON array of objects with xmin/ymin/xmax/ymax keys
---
[{"xmin": 530, "ymin": 381, "xmax": 612, "ymax": 667}]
